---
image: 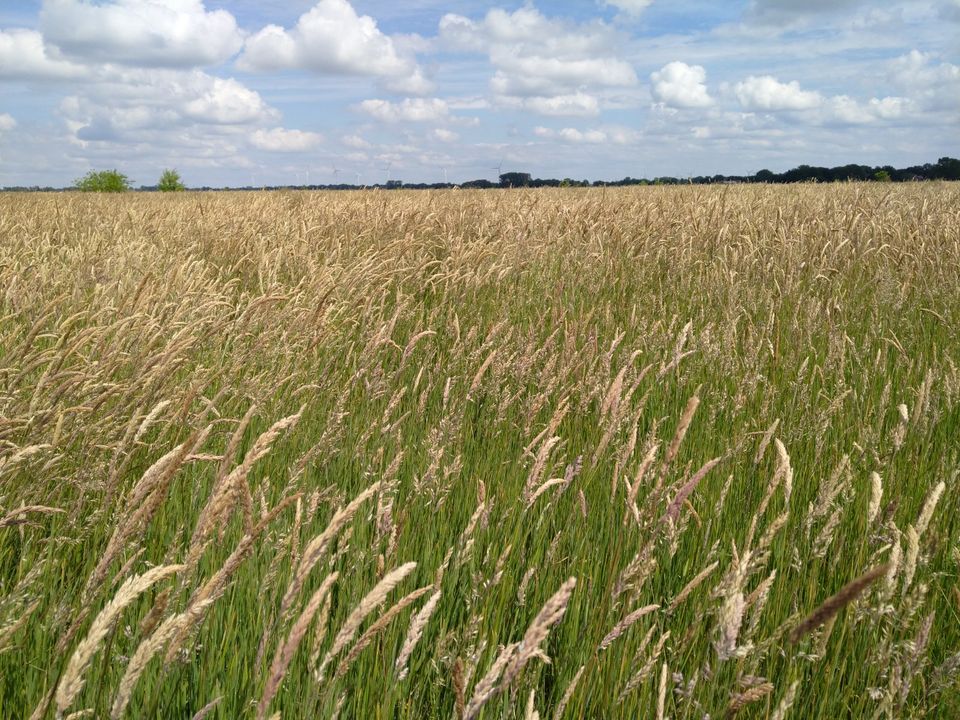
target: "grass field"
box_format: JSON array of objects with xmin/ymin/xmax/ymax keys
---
[{"xmin": 1, "ymin": 185, "xmax": 959, "ymax": 719}]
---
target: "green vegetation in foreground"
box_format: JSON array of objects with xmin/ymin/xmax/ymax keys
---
[{"xmin": 0, "ymin": 185, "xmax": 958, "ymax": 719}]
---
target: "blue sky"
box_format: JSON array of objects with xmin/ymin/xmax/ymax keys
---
[{"xmin": 0, "ymin": 0, "xmax": 958, "ymax": 187}]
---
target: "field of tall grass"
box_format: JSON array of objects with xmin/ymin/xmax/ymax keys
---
[{"xmin": 1, "ymin": 185, "xmax": 958, "ymax": 718}]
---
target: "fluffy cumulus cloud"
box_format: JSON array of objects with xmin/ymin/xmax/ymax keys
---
[
  {"xmin": 357, "ymin": 98, "xmax": 450, "ymax": 123},
  {"xmin": 0, "ymin": 29, "xmax": 89, "ymax": 80},
  {"xmin": 535, "ymin": 125, "xmax": 637, "ymax": 144},
  {"xmin": 0, "ymin": 114, "xmax": 16, "ymax": 132},
  {"xmin": 39, "ymin": 0, "xmax": 244, "ymax": 68},
  {"xmin": 887, "ymin": 50, "xmax": 960, "ymax": 111},
  {"xmin": 602, "ymin": 0, "xmax": 655, "ymax": 16},
  {"xmin": 734, "ymin": 76, "xmax": 822, "ymax": 110},
  {"xmin": 250, "ymin": 128, "xmax": 323, "ymax": 152},
  {"xmin": 60, "ymin": 69, "xmax": 278, "ymax": 146},
  {"xmin": 439, "ymin": 7, "xmax": 636, "ymax": 116},
  {"xmin": 651, "ymin": 62, "xmax": 712, "ymax": 108},
  {"xmin": 238, "ymin": 0, "xmax": 430, "ymax": 93},
  {"xmin": 731, "ymin": 72, "xmax": 915, "ymax": 124}
]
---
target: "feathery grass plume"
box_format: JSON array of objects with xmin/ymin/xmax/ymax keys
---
[
  {"xmin": 868, "ymin": 472, "xmax": 883, "ymax": 524},
  {"xmin": 0, "ymin": 504, "xmax": 64, "ymax": 529},
  {"xmin": 770, "ymin": 680, "xmax": 800, "ymax": 720},
  {"xmin": 316, "ymin": 562, "xmax": 417, "ymax": 682},
  {"xmin": 915, "ymin": 480, "xmax": 945, "ymax": 537},
  {"xmin": 467, "ymin": 349, "xmax": 498, "ymax": 398},
  {"xmin": 716, "ymin": 548, "xmax": 751, "ymax": 660},
  {"xmin": 654, "ymin": 393, "xmax": 700, "ymax": 495},
  {"xmin": 56, "ymin": 564, "xmax": 183, "ymax": 716},
  {"xmin": 336, "ymin": 585, "xmax": 432, "ymax": 679},
  {"xmin": 84, "ymin": 433, "xmax": 203, "ymax": 602},
  {"xmin": 656, "ymin": 661, "xmax": 668, "ymax": 720},
  {"xmin": 626, "ymin": 441, "xmax": 659, "ymax": 525},
  {"xmin": 279, "ymin": 480, "xmax": 383, "ymax": 623},
  {"xmin": 524, "ymin": 436, "xmax": 562, "ymax": 504},
  {"xmin": 258, "ymin": 572, "xmax": 338, "ymax": 720},
  {"xmin": 620, "ymin": 630, "xmax": 670, "ymax": 698},
  {"xmin": 790, "ymin": 563, "xmax": 889, "ymax": 643},
  {"xmin": 190, "ymin": 697, "xmax": 221, "ymax": 720},
  {"xmin": 599, "ymin": 604, "xmax": 659, "ymax": 650},
  {"xmin": 553, "ymin": 665, "xmax": 585, "ymax": 720},
  {"xmin": 774, "ymin": 439, "xmax": 793, "ymax": 504},
  {"xmin": 463, "ymin": 643, "xmax": 519, "ymax": 720},
  {"xmin": 892, "ymin": 403, "xmax": 909, "ymax": 450},
  {"xmin": 902, "ymin": 525, "xmax": 920, "ymax": 594},
  {"xmin": 452, "ymin": 657, "xmax": 466, "ymax": 720},
  {"xmin": 664, "ymin": 456, "xmax": 721, "ymax": 522},
  {"xmin": 0, "ymin": 597, "xmax": 41, "ymax": 650},
  {"xmin": 111, "ymin": 597, "xmax": 216, "ymax": 719},
  {"xmin": 727, "ymin": 682, "xmax": 774, "ymax": 716},
  {"xmin": 165, "ymin": 494, "xmax": 300, "ymax": 661},
  {"xmin": 884, "ymin": 530, "xmax": 902, "ymax": 599},
  {"xmin": 754, "ymin": 418, "xmax": 780, "ymax": 464},
  {"xmin": 395, "ymin": 588, "xmax": 442, "ymax": 680},
  {"xmin": 525, "ymin": 689, "xmax": 539, "ymax": 720},
  {"xmin": 669, "ymin": 562, "xmax": 719, "ymax": 613}
]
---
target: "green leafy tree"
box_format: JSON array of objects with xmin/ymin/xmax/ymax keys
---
[
  {"xmin": 873, "ymin": 170, "xmax": 892, "ymax": 183},
  {"xmin": 74, "ymin": 169, "xmax": 132, "ymax": 193},
  {"xmin": 158, "ymin": 168, "xmax": 186, "ymax": 192}
]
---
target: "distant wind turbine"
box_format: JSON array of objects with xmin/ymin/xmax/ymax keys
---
[
  {"xmin": 492, "ymin": 159, "xmax": 504, "ymax": 179},
  {"xmin": 355, "ymin": 171, "xmax": 362, "ymax": 186},
  {"xmin": 332, "ymin": 165, "xmax": 341, "ymax": 182},
  {"xmin": 380, "ymin": 162, "xmax": 393, "ymax": 184}
]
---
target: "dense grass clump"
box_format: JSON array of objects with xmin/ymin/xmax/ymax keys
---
[{"xmin": 1, "ymin": 185, "xmax": 959, "ymax": 718}]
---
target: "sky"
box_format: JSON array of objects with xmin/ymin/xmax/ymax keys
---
[{"xmin": 0, "ymin": 0, "xmax": 958, "ymax": 187}]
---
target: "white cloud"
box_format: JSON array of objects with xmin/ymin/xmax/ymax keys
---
[
  {"xmin": 521, "ymin": 93, "xmax": 601, "ymax": 117},
  {"xmin": 734, "ymin": 76, "xmax": 822, "ymax": 110},
  {"xmin": 250, "ymin": 127, "xmax": 323, "ymax": 152},
  {"xmin": 59, "ymin": 68, "xmax": 278, "ymax": 148},
  {"xmin": 887, "ymin": 50, "xmax": 960, "ymax": 111},
  {"xmin": 0, "ymin": 114, "xmax": 16, "ymax": 132},
  {"xmin": 238, "ymin": 0, "xmax": 430, "ymax": 93},
  {"xmin": 40, "ymin": 0, "xmax": 244, "ymax": 68},
  {"xmin": 602, "ymin": 0, "xmax": 654, "ymax": 16},
  {"xmin": 357, "ymin": 98, "xmax": 450, "ymax": 123},
  {"xmin": 342, "ymin": 134, "xmax": 371, "ymax": 149},
  {"xmin": 651, "ymin": 62, "xmax": 713, "ymax": 108},
  {"xmin": 439, "ymin": 7, "xmax": 636, "ymax": 116},
  {"xmin": 431, "ymin": 128, "xmax": 459, "ymax": 142},
  {"xmin": 0, "ymin": 29, "xmax": 88, "ymax": 80},
  {"xmin": 823, "ymin": 95, "xmax": 911, "ymax": 124},
  {"xmin": 182, "ymin": 76, "xmax": 277, "ymax": 124},
  {"xmin": 535, "ymin": 125, "xmax": 636, "ymax": 144}
]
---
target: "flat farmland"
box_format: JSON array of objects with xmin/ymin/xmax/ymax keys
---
[{"xmin": 1, "ymin": 185, "xmax": 959, "ymax": 718}]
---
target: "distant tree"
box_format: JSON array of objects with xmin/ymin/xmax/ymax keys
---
[
  {"xmin": 873, "ymin": 170, "xmax": 892, "ymax": 182},
  {"xmin": 158, "ymin": 168, "xmax": 185, "ymax": 192},
  {"xmin": 935, "ymin": 157, "xmax": 960, "ymax": 181},
  {"xmin": 74, "ymin": 169, "xmax": 132, "ymax": 192},
  {"xmin": 499, "ymin": 172, "xmax": 531, "ymax": 188}
]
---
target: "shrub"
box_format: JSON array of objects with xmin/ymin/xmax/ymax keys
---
[
  {"xmin": 74, "ymin": 169, "xmax": 132, "ymax": 193},
  {"xmin": 158, "ymin": 169, "xmax": 186, "ymax": 192}
]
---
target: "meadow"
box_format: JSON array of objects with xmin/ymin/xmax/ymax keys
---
[{"xmin": 0, "ymin": 184, "xmax": 958, "ymax": 718}]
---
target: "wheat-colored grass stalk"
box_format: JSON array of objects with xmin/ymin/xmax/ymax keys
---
[
  {"xmin": 257, "ymin": 572, "xmax": 338, "ymax": 719},
  {"xmin": 395, "ymin": 588, "xmax": 442, "ymax": 680},
  {"xmin": 315, "ymin": 561, "xmax": 417, "ymax": 682},
  {"xmin": 599, "ymin": 604, "xmax": 659, "ymax": 650},
  {"xmin": 789, "ymin": 563, "xmax": 889, "ymax": 643},
  {"xmin": 56, "ymin": 564, "xmax": 183, "ymax": 717}
]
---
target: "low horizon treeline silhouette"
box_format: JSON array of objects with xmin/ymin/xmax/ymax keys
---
[{"xmin": 3, "ymin": 156, "xmax": 957, "ymax": 192}]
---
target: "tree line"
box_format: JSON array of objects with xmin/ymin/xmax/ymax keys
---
[{"xmin": 1, "ymin": 158, "xmax": 957, "ymax": 192}]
